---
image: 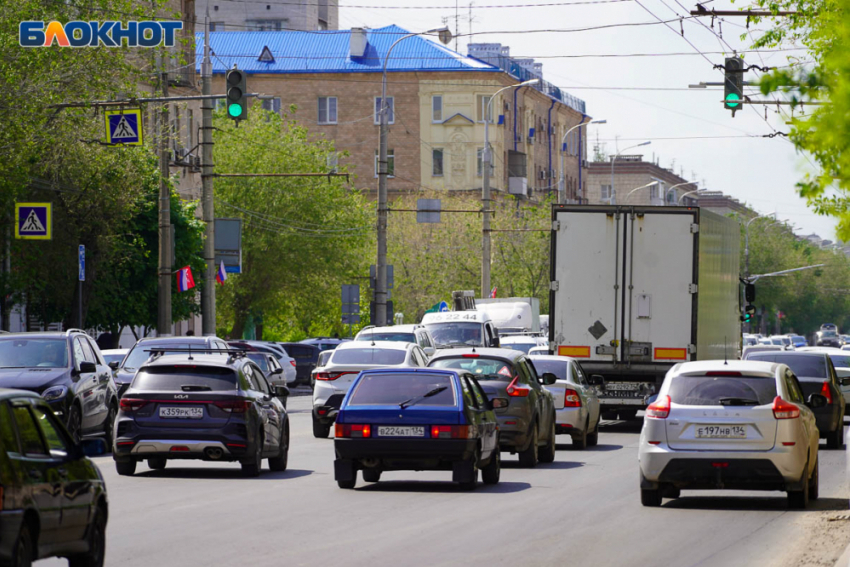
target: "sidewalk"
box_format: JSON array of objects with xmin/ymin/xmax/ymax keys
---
[{"xmin": 837, "ymin": 542, "xmax": 850, "ymax": 567}]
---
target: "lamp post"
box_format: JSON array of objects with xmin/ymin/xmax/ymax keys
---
[
  {"xmin": 611, "ymin": 141, "xmax": 650, "ymax": 204},
  {"xmin": 560, "ymin": 119, "xmax": 606, "ymax": 203},
  {"xmin": 376, "ymin": 26, "xmax": 452, "ymax": 326},
  {"xmin": 624, "ymin": 181, "xmax": 660, "ymax": 203},
  {"xmin": 481, "ymin": 78, "xmax": 539, "ymax": 298},
  {"xmin": 663, "ymin": 180, "xmax": 698, "ymax": 204},
  {"xmin": 677, "ymin": 187, "xmax": 706, "ymax": 204}
]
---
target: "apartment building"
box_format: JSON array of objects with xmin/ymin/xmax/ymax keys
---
[
  {"xmin": 197, "ymin": 0, "xmax": 338, "ymax": 31},
  {"xmin": 586, "ymin": 155, "xmax": 699, "ymax": 206},
  {"xmin": 197, "ymin": 26, "xmax": 589, "ymax": 200}
]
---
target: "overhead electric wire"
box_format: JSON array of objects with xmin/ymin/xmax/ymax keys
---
[{"xmin": 216, "ymin": 0, "xmax": 631, "ymax": 7}]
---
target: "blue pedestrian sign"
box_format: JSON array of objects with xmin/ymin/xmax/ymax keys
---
[
  {"xmin": 79, "ymin": 245, "xmax": 85, "ymax": 282},
  {"xmin": 104, "ymin": 108, "xmax": 143, "ymax": 146},
  {"xmin": 15, "ymin": 202, "xmax": 52, "ymax": 240}
]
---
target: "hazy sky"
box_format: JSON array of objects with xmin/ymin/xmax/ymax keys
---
[{"xmin": 337, "ymin": 0, "xmax": 834, "ymax": 239}]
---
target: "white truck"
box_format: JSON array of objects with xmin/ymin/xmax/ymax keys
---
[
  {"xmin": 548, "ymin": 205, "xmax": 741, "ymax": 419},
  {"xmin": 474, "ymin": 298, "xmax": 541, "ymax": 334}
]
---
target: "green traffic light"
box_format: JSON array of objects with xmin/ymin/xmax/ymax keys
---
[
  {"xmin": 228, "ymin": 103, "xmax": 243, "ymax": 117},
  {"xmin": 725, "ymin": 93, "xmax": 741, "ymax": 108}
]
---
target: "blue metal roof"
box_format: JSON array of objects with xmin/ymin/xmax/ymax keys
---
[{"xmin": 195, "ymin": 25, "xmax": 500, "ymax": 75}]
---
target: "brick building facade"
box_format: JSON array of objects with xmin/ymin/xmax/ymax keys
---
[{"xmin": 586, "ymin": 155, "xmax": 699, "ymax": 206}]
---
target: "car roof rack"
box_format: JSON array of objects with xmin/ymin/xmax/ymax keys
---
[
  {"xmin": 65, "ymin": 328, "xmax": 86, "ymax": 335},
  {"xmin": 146, "ymin": 347, "xmax": 249, "ymax": 364}
]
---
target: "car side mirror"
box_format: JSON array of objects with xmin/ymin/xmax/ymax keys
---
[
  {"xmin": 271, "ymin": 367, "xmax": 283, "ymax": 375},
  {"xmin": 540, "ymin": 372, "xmax": 558, "ymax": 386},
  {"xmin": 423, "ymin": 346, "xmax": 436, "ymax": 357},
  {"xmin": 841, "ymin": 377, "xmax": 850, "ymax": 386},
  {"xmin": 273, "ymin": 385, "xmax": 290, "ymax": 398},
  {"xmin": 78, "ymin": 361, "xmax": 97, "ymax": 374},
  {"xmin": 80, "ymin": 438, "xmax": 107, "ymax": 457},
  {"xmin": 588, "ymin": 375, "xmax": 604, "ymax": 386},
  {"xmin": 492, "ymin": 338, "xmax": 500, "ymax": 348},
  {"xmin": 806, "ymin": 393, "xmax": 827, "ymax": 409},
  {"xmin": 108, "ymin": 361, "xmax": 120, "ymax": 370}
]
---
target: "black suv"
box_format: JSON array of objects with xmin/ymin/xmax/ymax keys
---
[
  {"xmin": 113, "ymin": 350, "xmax": 290, "ymax": 477},
  {"xmin": 0, "ymin": 388, "xmax": 109, "ymax": 567},
  {"xmin": 113, "ymin": 336, "xmax": 229, "ymax": 397},
  {"xmin": 0, "ymin": 331, "xmax": 118, "ymax": 444}
]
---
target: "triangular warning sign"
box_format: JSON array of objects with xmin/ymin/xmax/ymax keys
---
[
  {"xmin": 111, "ymin": 115, "xmax": 137, "ymax": 140},
  {"xmin": 21, "ymin": 210, "xmax": 45, "ymax": 232},
  {"xmin": 258, "ymin": 45, "xmax": 274, "ymax": 62}
]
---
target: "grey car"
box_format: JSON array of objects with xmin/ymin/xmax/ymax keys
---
[{"xmin": 428, "ymin": 348, "xmax": 557, "ymax": 467}]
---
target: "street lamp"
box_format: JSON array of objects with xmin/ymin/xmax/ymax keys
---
[
  {"xmin": 611, "ymin": 141, "xmax": 650, "ymax": 204},
  {"xmin": 481, "ymin": 78, "xmax": 539, "ymax": 298},
  {"xmin": 625, "ymin": 181, "xmax": 660, "ymax": 202},
  {"xmin": 376, "ymin": 26, "xmax": 452, "ymax": 326},
  {"xmin": 677, "ymin": 187, "xmax": 706, "ymax": 204},
  {"xmin": 560, "ymin": 119, "xmax": 606, "ymax": 204}
]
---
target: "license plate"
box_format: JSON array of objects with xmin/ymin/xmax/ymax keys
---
[
  {"xmin": 606, "ymin": 382, "xmax": 640, "ymax": 391},
  {"xmin": 159, "ymin": 406, "xmax": 204, "ymax": 419},
  {"xmin": 377, "ymin": 426, "xmax": 424, "ymax": 437},
  {"xmin": 695, "ymin": 425, "xmax": 746, "ymax": 439}
]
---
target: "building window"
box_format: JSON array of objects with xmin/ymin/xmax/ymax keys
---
[
  {"xmin": 432, "ymin": 148, "xmax": 444, "ymax": 176},
  {"xmin": 187, "ymin": 109, "xmax": 193, "ymax": 150},
  {"xmin": 317, "ymin": 19, "xmax": 328, "ymax": 30},
  {"xmin": 374, "ymin": 97, "xmax": 394, "ymax": 124},
  {"xmin": 247, "ymin": 19, "xmax": 288, "ymax": 31},
  {"xmin": 476, "ymin": 148, "xmax": 494, "ymax": 177},
  {"xmin": 375, "ymin": 149, "xmax": 395, "ymax": 178},
  {"xmin": 432, "ymin": 95, "xmax": 443, "ymax": 122},
  {"xmin": 261, "ymin": 97, "xmax": 281, "ymax": 114},
  {"xmin": 601, "ymin": 184, "xmax": 614, "ymax": 201},
  {"xmin": 477, "ymin": 95, "xmax": 492, "ymax": 123},
  {"xmin": 210, "ymin": 22, "xmax": 225, "ymax": 31},
  {"xmin": 318, "ymin": 96, "xmax": 337, "ymax": 124}
]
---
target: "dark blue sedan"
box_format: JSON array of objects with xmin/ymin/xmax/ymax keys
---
[{"xmin": 334, "ymin": 368, "xmax": 500, "ymax": 490}]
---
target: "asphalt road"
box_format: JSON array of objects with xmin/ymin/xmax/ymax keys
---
[{"xmin": 41, "ymin": 395, "xmax": 850, "ymax": 567}]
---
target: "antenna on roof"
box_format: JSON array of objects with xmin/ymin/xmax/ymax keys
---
[
  {"xmin": 724, "ymin": 336, "xmax": 728, "ymax": 365},
  {"xmin": 188, "ymin": 344, "xmax": 193, "ymax": 361}
]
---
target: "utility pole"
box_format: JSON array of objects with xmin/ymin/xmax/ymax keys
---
[
  {"xmin": 201, "ymin": 11, "xmax": 216, "ymax": 336},
  {"xmin": 157, "ymin": 70, "xmax": 172, "ymax": 336},
  {"xmin": 376, "ymin": 72, "xmax": 389, "ymax": 328}
]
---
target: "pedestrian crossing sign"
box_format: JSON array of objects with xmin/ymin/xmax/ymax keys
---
[
  {"xmin": 104, "ymin": 108, "xmax": 143, "ymax": 146},
  {"xmin": 15, "ymin": 203, "xmax": 52, "ymax": 240}
]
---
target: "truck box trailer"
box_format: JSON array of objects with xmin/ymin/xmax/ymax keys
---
[{"xmin": 548, "ymin": 205, "xmax": 741, "ymax": 417}]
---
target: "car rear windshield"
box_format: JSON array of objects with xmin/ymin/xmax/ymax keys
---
[
  {"xmin": 528, "ymin": 359, "xmax": 567, "ymax": 381},
  {"xmin": 745, "ymin": 353, "xmax": 828, "ymax": 378},
  {"xmin": 0, "ymin": 338, "xmax": 69, "ymax": 369},
  {"xmin": 132, "ymin": 366, "xmax": 238, "ymax": 391},
  {"xmin": 669, "ymin": 376, "xmax": 777, "ymax": 406},
  {"xmin": 348, "ymin": 373, "xmax": 456, "ymax": 406},
  {"xmin": 284, "ymin": 346, "xmax": 314, "ymax": 358},
  {"xmin": 331, "ymin": 348, "xmax": 406, "ymax": 365},
  {"xmin": 358, "ymin": 333, "xmax": 416, "ymax": 343},
  {"xmin": 429, "ymin": 357, "xmax": 514, "ymax": 381}
]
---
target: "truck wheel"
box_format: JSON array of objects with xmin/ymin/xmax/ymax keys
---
[
  {"xmin": 641, "ymin": 487, "xmax": 662, "ymax": 507},
  {"xmin": 312, "ymin": 414, "xmax": 331, "ymax": 438},
  {"xmin": 518, "ymin": 423, "xmax": 539, "ymax": 468}
]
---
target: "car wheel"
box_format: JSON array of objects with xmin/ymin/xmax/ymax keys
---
[
  {"xmin": 362, "ymin": 469, "xmax": 381, "ymax": 483},
  {"xmin": 826, "ymin": 424, "xmax": 844, "ymax": 449},
  {"xmin": 148, "ymin": 458, "xmax": 166, "ymax": 471},
  {"xmin": 641, "ymin": 487, "xmax": 663, "ymax": 507},
  {"xmin": 67, "ymin": 403, "xmax": 83, "ymax": 444},
  {"xmin": 68, "ymin": 508, "xmax": 106, "ymax": 567},
  {"xmin": 587, "ymin": 415, "xmax": 600, "ymax": 447},
  {"xmin": 809, "ymin": 458, "xmax": 819, "ymax": 501},
  {"xmin": 539, "ymin": 418, "xmax": 556, "ymax": 463},
  {"xmin": 572, "ymin": 421, "xmax": 588, "ymax": 450},
  {"xmin": 518, "ymin": 423, "xmax": 539, "ymax": 468},
  {"xmin": 115, "ymin": 459, "xmax": 136, "ymax": 476},
  {"xmin": 102, "ymin": 403, "xmax": 116, "ymax": 451},
  {"xmin": 312, "ymin": 415, "xmax": 331, "ymax": 439},
  {"xmin": 268, "ymin": 426, "xmax": 289, "ymax": 472},
  {"xmin": 337, "ymin": 475, "xmax": 357, "ymax": 489},
  {"xmin": 481, "ymin": 449, "xmax": 501, "ymax": 485},
  {"xmin": 241, "ymin": 433, "xmax": 263, "ymax": 477},
  {"xmin": 787, "ymin": 459, "xmax": 810, "ymax": 509},
  {"xmin": 664, "ymin": 486, "xmax": 680, "ymax": 499},
  {"xmin": 458, "ymin": 452, "xmax": 479, "ymax": 491},
  {"xmin": 6, "ymin": 522, "xmax": 33, "ymax": 567}
]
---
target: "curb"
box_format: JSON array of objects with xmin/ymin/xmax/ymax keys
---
[{"xmin": 836, "ymin": 542, "xmax": 850, "ymax": 567}]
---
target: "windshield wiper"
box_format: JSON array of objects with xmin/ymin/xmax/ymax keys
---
[
  {"xmin": 718, "ymin": 397, "xmax": 760, "ymax": 406},
  {"xmin": 399, "ymin": 386, "xmax": 448, "ymax": 409}
]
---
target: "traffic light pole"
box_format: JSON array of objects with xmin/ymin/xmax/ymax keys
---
[
  {"xmin": 201, "ymin": 14, "xmax": 216, "ymax": 336},
  {"xmin": 157, "ymin": 71, "xmax": 172, "ymax": 336}
]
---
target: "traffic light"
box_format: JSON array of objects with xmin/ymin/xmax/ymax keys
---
[
  {"xmin": 225, "ymin": 66, "xmax": 248, "ymax": 122},
  {"xmin": 724, "ymin": 57, "xmax": 744, "ymax": 117},
  {"xmin": 741, "ymin": 303, "xmax": 755, "ymax": 323},
  {"xmin": 745, "ymin": 282, "xmax": 755, "ymax": 303}
]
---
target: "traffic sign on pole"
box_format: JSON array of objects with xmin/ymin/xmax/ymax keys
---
[
  {"xmin": 15, "ymin": 203, "xmax": 52, "ymax": 240},
  {"xmin": 104, "ymin": 108, "xmax": 143, "ymax": 145},
  {"xmin": 78, "ymin": 245, "xmax": 85, "ymax": 281}
]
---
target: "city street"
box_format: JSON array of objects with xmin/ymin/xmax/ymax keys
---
[{"xmin": 41, "ymin": 394, "xmax": 850, "ymax": 567}]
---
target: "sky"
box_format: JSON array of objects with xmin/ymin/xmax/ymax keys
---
[{"xmin": 337, "ymin": 0, "xmax": 835, "ymax": 240}]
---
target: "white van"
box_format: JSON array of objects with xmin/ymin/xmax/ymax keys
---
[{"xmin": 420, "ymin": 311, "xmax": 500, "ymax": 349}]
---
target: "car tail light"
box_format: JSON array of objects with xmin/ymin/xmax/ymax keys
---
[
  {"xmin": 711, "ymin": 462, "xmax": 729, "ymax": 468},
  {"xmin": 226, "ymin": 443, "xmax": 247, "ymax": 449},
  {"xmin": 316, "ymin": 371, "xmax": 356, "ymax": 381},
  {"xmin": 431, "ymin": 425, "xmax": 472, "ymax": 439},
  {"xmin": 772, "ymin": 396, "xmax": 800, "ymax": 419},
  {"xmin": 119, "ymin": 398, "xmax": 148, "ymax": 412},
  {"xmin": 564, "ymin": 388, "xmax": 582, "ymax": 407},
  {"xmin": 213, "ymin": 400, "xmax": 251, "ymax": 413},
  {"xmin": 335, "ymin": 423, "xmax": 371, "ymax": 438},
  {"xmin": 290, "ymin": 360, "xmax": 297, "ymax": 367},
  {"xmin": 646, "ymin": 395, "xmax": 671, "ymax": 419},
  {"xmin": 462, "ymin": 354, "xmax": 479, "ymax": 358},
  {"xmin": 505, "ymin": 376, "xmax": 530, "ymax": 397},
  {"xmin": 705, "ymin": 371, "xmax": 742, "ymax": 377},
  {"xmin": 820, "ymin": 381, "xmax": 833, "ymax": 404},
  {"xmin": 170, "ymin": 446, "xmax": 190, "ymax": 452}
]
